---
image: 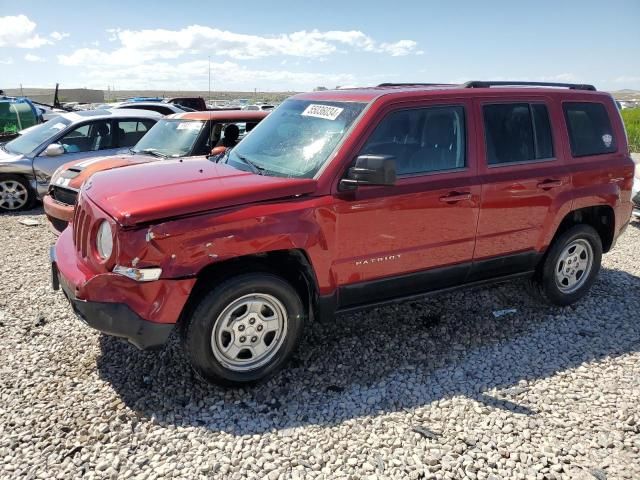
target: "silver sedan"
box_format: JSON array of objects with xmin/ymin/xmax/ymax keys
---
[{"xmin": 0, "ymin": 108, "xmax": 160, "ymax": 211}]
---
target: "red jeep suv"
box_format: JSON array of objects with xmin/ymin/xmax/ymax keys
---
[{"xmin": 51, "ymin": 81, "xmax": 635, "ymax": 386}]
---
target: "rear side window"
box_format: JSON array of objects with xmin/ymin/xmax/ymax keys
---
[
  {"xmin": 117, "ymin": 120, "xmax": 152, "ymax": 147},
  {"xmin": 563, "ymin": 102, "xmax": 616, "ymax": 157},
  {"xmin": 360, "ymin": 105, "xmax": 466, "ymax": 175},
  {"xmin": 483, "ymin": 103, "xmax": 554, "ymax": 165}
]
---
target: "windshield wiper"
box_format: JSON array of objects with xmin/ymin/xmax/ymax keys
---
[
  {"xmin": 234, "ymin": 153, "xmax": 265, "ymax": 175},
  {"xmin": 139, "ymin": 148, "xmax": 168, "ymax": 158}
]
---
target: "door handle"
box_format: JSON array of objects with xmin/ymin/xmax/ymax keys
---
[
  {"xmin": 537, "ymin": 179, "xmax": 564, "ymax": 190},
  {"xmin": 439, "ymin": 192, "xmax": 472, "ymax": 203}
]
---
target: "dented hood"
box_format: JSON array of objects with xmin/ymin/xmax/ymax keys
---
[
  {"xmin": 53, "ymin": 153, "xmax": 156, "ymax": 190},
  {"xmin": 84, "ymin": 157, "xmax": 317, "ymax": 226}
]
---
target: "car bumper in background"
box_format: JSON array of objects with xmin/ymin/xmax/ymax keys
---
[{"xmin": 43, "ymin": 194, "xmax": 73, "ymax": 235}]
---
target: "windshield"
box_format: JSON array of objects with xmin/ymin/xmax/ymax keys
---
[
  {"xmin": 132, "ymin": 119, "xmax": 205, "ymax": 157},
  {"xmin": 227, "ymin": 99, "xmax": 366, "ymax": 178},
  {"xmin": 4, "ymin": 117, "xmax": 72, "ymax": 155}
]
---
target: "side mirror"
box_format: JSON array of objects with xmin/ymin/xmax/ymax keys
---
[
  {"xmin": 340, "ymin": 154, "xmax": 396, "ymax": 190},
  {"xmin": 44, "ymin": 143, "xmax": 65, "ymax": 157}
]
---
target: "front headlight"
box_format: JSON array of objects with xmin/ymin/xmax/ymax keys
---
[
  {"xmin": 96, "ymin": 221, "xmax": 113, "ymax": 260},
  {"xmin": 50, "ymin": 165, "xmax": 65, "ymax": 185}
]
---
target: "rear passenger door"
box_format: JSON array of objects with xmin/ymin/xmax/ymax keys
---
[
  {"xmin": 472, "ymin": 97, "xmax": 570, "ymax": 280},
  {"xmin": 333, "ymin": 99, "xmax": 481, "ymax": 308}
]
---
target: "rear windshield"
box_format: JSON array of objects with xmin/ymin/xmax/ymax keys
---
[{"xmin": 563, "ymin": 102, "xmax": 616, "ymax": 157}]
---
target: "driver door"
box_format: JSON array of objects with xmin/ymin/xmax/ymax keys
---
[
  {"xmin": 332, "ymin": 99, "xmax": 480, "ymax": 309},
  {"xmin": 33, "ymin": 120, "xmax": 117, "ymax": 190}
]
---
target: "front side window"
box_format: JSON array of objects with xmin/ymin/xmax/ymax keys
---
[
  {"xmin": 360, "ymin": 105, "xmax": 466, "ymax": 175},
  {"xmin": 60, "ymin": 120, "xmax": 112, "ymax": 153},
  {"xmin": 131, "ymin": 119, "xmax": 205, "ymax": 157},
  {"xmin": 4, "ymin": 117, "xmax": 72, "ymax": 155},
  {"xmin": 227, "ymin": 99, "xmax": 366, "ymax": 178},
  {"xmin": 563, "ymin": 102, "xmax": 616, "ymax": 157},
  {"xmin": 483, "ymin": 103, "xmax": 554, "ymax": 165}
]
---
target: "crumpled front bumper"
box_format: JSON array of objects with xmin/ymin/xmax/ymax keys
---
[{"xmin": 51, "ymin": 228, "xmax": 196, "ymax": 349}]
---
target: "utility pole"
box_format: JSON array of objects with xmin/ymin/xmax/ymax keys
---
[{"xmin": 208, "ymin": 55, "xmax": 211, "ymax": 102}]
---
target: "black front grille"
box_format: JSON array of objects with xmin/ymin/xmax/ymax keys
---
[
  {"xmin": 73, "ymin": 200, "xmax": 92, "ymax": 258},
  {"xmin": 49, "ymin": 216, "xmax": 69, "ymax": 234},
  {"xmin": 51, "ymin": 186, "xmax": 78, "ymax": 206}
]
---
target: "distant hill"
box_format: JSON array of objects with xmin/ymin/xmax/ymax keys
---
[{"xmin": 611, "ymin": 90, "xmax": 640, "ymax": 101}]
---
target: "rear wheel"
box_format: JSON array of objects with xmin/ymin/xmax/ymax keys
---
[
  {"xmin": 531, "ymin": 224, "xmax": 602, "ymax": 306},
  {"xmin": 0, "ymin": 174, "xmax": 35, "ymax": 212},
  {"xmin": 183, "ymin": 273, "xmax": 306, "ymax": 386}
]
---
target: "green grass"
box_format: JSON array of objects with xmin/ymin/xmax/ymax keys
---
[{"xmin": 622, "ymin": 108, "xmax": 640, "ymax": 153}]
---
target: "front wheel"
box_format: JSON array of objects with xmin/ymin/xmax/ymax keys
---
[
  {"xmin": 0, "ymin": 174, "xmax": 36, "ymax": 212},
  {"xmin": 183, "ymin": 273, "xmax": 306, "ymax": 386},
  {"xmin": 531, "ymin": 224, "xmax": 602, "ymax": 306}
]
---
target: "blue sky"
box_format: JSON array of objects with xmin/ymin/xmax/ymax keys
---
[{"xmin": 1, "ymin": 0, "xmax": 639, "ymax": 92}]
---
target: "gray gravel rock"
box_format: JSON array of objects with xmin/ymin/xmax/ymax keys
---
[{"xmin": 0, "ymin": 208, "xmax": 639, "ymax": 479}]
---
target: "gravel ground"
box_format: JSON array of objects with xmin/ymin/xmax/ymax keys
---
[{"xmin": 1, "ymin": 208, "xmax": 639, "ymax": 480}]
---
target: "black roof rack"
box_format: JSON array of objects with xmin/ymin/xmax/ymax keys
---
[
  {"xmin": 377, "ymin": 83, "xmax": 454, "ymax": 87},
  {"xmin": 462, "ymin": 81, "xmax": 596, "ymax": 91}
]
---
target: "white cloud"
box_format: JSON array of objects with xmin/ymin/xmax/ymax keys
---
[
  {"xmin": 71, "ymin": 58, "xmax": 359, "ymax": 91},
  {"xmin": 55, "ymin": 24, "xmax": 420, "ymax": 90},
  {"xmin": 24, "ymin": 53, "xmax": 45, "ymax": 62},
  {"xmin": 379, "ymin": 40, "xmax": 422, "ymax": 57},
  {"xmin": 0, "ymin": 14, "xmax": 52, "ymax": 48},
  {"xmin": 59, "ymin": 25, "xmax": 421, "ymax": 66},
  {"xmin": 0, "ymin": 57, "xmax": 14, "ymax": 65},
  {"xmin": 50, "ymin": 31, "xmax": 70, "ymax": 41}
]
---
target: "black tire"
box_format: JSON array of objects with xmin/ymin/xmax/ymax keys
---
[
  {"xmin": 0, "ymin": 174, "xmax": 36, "ymax": 212},
  {"xmin": 530, "ymin": 224, "xmax": 602, "ymax": 306},
  {"xmin": 183, "ymin": 273, "xmax": 306, "ymax": 386}
]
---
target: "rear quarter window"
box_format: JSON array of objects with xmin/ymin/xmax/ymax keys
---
[{"xmin": 563, "ymin": 102, "xmax": 616, "ymax": 157}]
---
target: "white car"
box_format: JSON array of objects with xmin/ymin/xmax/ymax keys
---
[{"xmin": 632, "ymin": 154, "xmax": 640, "ymax": 219}]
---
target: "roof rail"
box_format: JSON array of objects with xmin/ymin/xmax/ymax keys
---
[
  {"xmin": 377, "ymin": 83, "xmax": 453, "ymax": 87},
  {"xmin": 462, "ymin": 81, "xmax": 596, "ymax": 91}
]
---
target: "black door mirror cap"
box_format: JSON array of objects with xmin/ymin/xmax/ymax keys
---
[{"xmin": 340, "ymin": 154, "xmax": 397, "ymax": 190}]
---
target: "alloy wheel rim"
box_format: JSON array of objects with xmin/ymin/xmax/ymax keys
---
[
  {"xmin": 211, "ymin": 293, "xmax": 288, "ymax": 372},
  {"xmin": 0, "ymin": 180, "xmax": 28, "ymax": 210},
  {"xmin": 554, "ymin": 239, "xmax": 593, "ymax": 294}
]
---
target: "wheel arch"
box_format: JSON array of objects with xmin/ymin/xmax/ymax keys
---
[
  {"xmin": 177, "ymin": 249, "xmax": 320, "ymax": 330},
  {"xmin": 550, "ymin": 205, "xmax": 615, "ymax": 254}
]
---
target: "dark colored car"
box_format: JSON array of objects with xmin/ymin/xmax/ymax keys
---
[
  {"xmin": 166, "ymin": 97, "xmax": 207, "ymax": 111},
  {"xmin": 52, "ymin": 81, "xmax": 634, "ymax": 386}
]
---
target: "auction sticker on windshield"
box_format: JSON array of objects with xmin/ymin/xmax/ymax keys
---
[
  {"xmin": 176, "ymin": 122, "xmax": 202, "ymax": 130},
  {"xmin": 301, "ymin": 104, "xmax": 344, "ymax": 121}
]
